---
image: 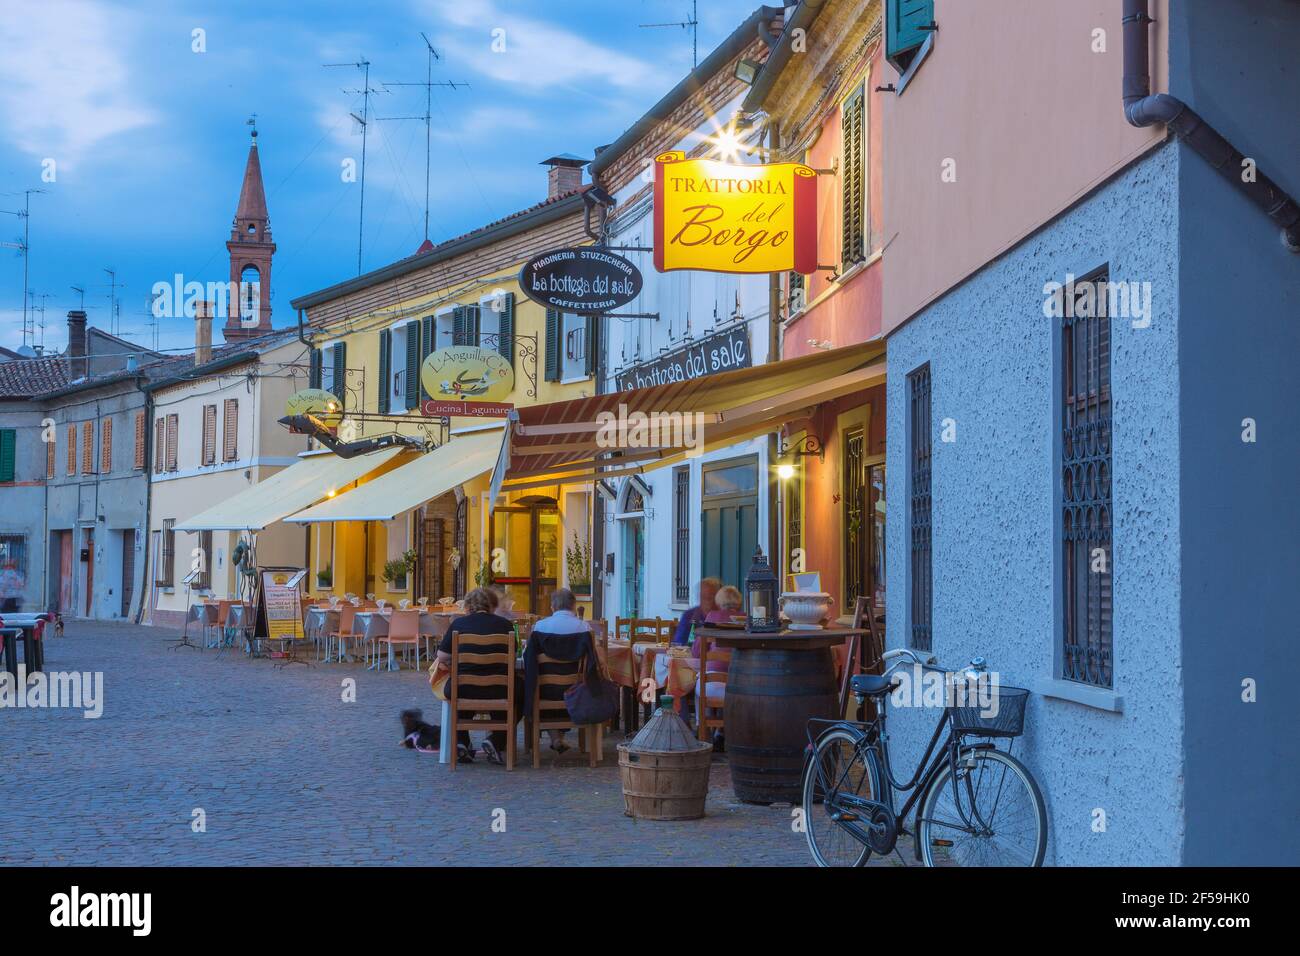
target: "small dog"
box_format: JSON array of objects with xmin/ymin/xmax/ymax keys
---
[{"xmin": 399, "ymin": 709, "xmax": 441, "ymax": 753}]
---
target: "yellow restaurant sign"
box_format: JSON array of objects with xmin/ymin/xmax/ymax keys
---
[
  {"xmin": 285, "ymin": 388, "xmax": 343, "ymax": 427},
  {"xmin": 654, "ymin": 150, "xmax": 817, "ymax": 274},
  {"xmin": 419, "ymin": 345, "xmax": 515, "ymax": 406}
]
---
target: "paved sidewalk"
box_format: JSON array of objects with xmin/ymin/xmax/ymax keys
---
[{"xmin": 1, "ymin": 621, "xmax": 815, "ymax": 866}]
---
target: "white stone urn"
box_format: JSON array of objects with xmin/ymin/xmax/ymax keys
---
[{"xmin": 779, "ymin": 592, "xmax": 834, "ymax": 630}]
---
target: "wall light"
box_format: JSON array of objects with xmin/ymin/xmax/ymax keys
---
[{"xmin": 777, "ymin": 462, "xmax": 796, "ymax": 481}]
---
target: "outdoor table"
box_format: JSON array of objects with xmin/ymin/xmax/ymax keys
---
[
  {"xmin": 354, "ymin": 609, "xmax": 448, "ymax": 671},
  {"xmin": 698, "ymin": 625, "xmax": 861, "ymax": 805},
  {"xmin": 1, "ymin": 614, "xmax": 45, "ymax": 675},
  {"xmin": 186, "ymin": 603, "xmax": 220, "ymax": 646}
]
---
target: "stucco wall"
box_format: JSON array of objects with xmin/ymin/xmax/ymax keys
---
[
  {"xmin": 0, "ymin": 404, "xmax": 49, "ymax": 611},
  {"xmin": 885, "ymin": 143, "xmax": 1184, "ymax": 866}
]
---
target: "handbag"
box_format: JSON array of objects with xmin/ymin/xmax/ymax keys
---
[
  {"xmin": 428, "ymin": 661, "xmax": 450, "ymax": 701},
  {"xmin": 564, "ymin": 664, "xmax": 620, "ymax": 725}
]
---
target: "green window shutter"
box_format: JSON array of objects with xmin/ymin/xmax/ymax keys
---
[
  {"xmin": 452, "ymin": 306, "xmax": 469, "ymax": 346},
  {"xmin": 377, "ymin": 329, "xmax": 391, "ymax": 414},
  {"xmin": 0, "ymin": 429, "xmax": 15, "ymax": 483},
  {"xmin": 544, "ymin": 309, "xmax": 562, "ymax": 382},
  {"xmin": 841, "ymin": 85, "xmax": 865, "ymax": 270},
  {"xmin": 331, "ymin": 342, "xmax": 346, "ymax": 409},
  {"xmin": 888, "ymin": 0, "xmax": 933, "ymax": 68},
  {"xmin": 583, "ymin": 314, "xmax": 597, "ymax": 378},
  {"xmin": 309, "ymin": 348, "xmax": 323, "ymax": 389},
  {"xmin": 405, "ymin": 320, "xmax": 420, "ymax": 410},
  {"xmin": 420, "ymin": 316, "xmax": 435, "ymax": 399},
  {"xmin": 497, "ymin": 293, "xmax": 515, "ymax": 370}
]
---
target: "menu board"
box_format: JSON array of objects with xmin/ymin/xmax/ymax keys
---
[{"xmin": 260, "ymin": 569, "xmax": 304, "ymax": 641}]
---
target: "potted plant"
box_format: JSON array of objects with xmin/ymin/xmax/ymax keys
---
[
  {"xmin": 566, "ymin": 532, "xmax": 592, "ymax": 596},
  {"xmin": 316, "ymin": 564, "xmax": 333, "ymax": 589},
  {"xmin": 473, "ymin": 558, "xmax": 493, "ymax": 589},
  {"xmin": 382, "ymin": 548, "xmax": 417, "ymax": 590}
]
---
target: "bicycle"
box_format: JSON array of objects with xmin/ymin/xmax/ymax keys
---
[{"xmin": 801, "ymin": 647, "xmax": 1047, "ymax": 867}]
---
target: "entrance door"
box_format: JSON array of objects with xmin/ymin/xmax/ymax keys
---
[
  {"xmin": 701, "ymin": 457, "xmax": 759, "ymax": 590},
  {"xmin": 489, "ymin": 499, "xmax": 559, "ymax": 614},
  {"xmin": 56, "ymin": 531, "xmax": 73, "ymax": 613},
  {"xmin": 121, "ymin": 529, "xmax": 136, "ymax": 618},
  {"xmin": 620, "ymin": 517, "xmax": 644, "ymax": 618},
  {"xmin": 82, "ymin": 528, "xmax": 94, "ymax": 617}
]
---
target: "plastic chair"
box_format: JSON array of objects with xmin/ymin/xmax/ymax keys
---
[{"xmin": 377, "ymin": 609, "xmax": 422, "ymax": 671}]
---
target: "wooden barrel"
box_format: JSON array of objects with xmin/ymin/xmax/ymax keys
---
[
  {"xmin": 617, "ymin": 744, "xmax": 713, "ymax": 820},
  {"xmin": 725, "ymin": 645, "xmax": 838, "ymax": 804}
]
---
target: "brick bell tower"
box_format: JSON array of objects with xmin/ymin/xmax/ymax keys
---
[{"xmin": 223, "ymin": 125, "xmax": 275, "ymax": 341}]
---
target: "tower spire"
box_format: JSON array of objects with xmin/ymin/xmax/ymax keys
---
[{"xmin": 223, "ymin": 121, "xmax": 275, "ymax": 341}]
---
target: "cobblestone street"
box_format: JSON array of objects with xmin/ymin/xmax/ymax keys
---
[{"xmin": 1, "ymin": 621, "xmax": 817, "ymax": 866}]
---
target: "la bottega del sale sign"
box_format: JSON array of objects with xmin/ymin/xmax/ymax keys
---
[{"xmin": 654, "ymin": 150, "xmax": 817, "ymax": 274}]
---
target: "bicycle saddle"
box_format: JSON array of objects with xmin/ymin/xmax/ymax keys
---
[{"xmin": 850, "ymin": 674, "xmax": 898, "ymax": 697}]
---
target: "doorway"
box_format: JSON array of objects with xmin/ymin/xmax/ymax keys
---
[
  {"xmin": 80, "ymin": 527, "xmax": 95, "ymax": 617},
  {"xmin": 700, "ymin": 456, "xmax": 759, "ymax": 591},
  {"xmin": 489, "ymin": 496, "xmax": 559, "ymax": 614},
  {"xmin": 121, "ymin": 529, "xmax": 136, "ymax": 618}
]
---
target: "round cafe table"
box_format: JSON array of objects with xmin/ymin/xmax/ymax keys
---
[{"xmin": 697, "ymin": 625, "xmax": 860, "ymax": 805}]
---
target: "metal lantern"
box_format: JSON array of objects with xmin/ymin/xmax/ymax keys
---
[{"xmin": 744, "ymin": 547, "xmax": 781, "ymax": 632}]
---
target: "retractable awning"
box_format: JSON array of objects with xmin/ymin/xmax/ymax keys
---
[
  {"xmin": 174, "ymin": 447, "xmax": 405, "ymax": 532},
  {"xmin": 285, "ymin": 430, "xmax": 503, "ymax": 523},
  {"xmin": 490, "ymin": 341, "xmax": 886, "ymax": 497}
]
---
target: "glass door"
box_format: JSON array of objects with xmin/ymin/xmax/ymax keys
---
[
  {"xmin": 621, "ymin": 517, "xmax": 644, "ymax": 618},
  {"xmin": 489, "ymin": 500, "xmax": 558, "ymax": 614}
]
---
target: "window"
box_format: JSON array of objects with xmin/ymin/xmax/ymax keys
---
[
  {"xmin": 786, "ymin": 455, "xmax": 804, "ymax": 582},
  {"xmin": 201, "ymin": 404, "xmax": 217, "ymax": 465},
  {"xmin": 0, "ymin": 429, "xmax": 15, "ymax": 483},
  {"xmin": 134, "ymin": 411, "xmax": 146, "ymax": 470},
  {"xmin": 1061, "ymin": 269, "xmax": 1113, "ymax": 688},
  {"xmin": 787, "ymin": 271, "xmax": 807, "ymax": 317},
  {"xmin": 841, "ymin": 84, "xmax": 867, "ymax": 270},
  {"xmin": 221, "ymin": 400, "xmax": 237, "ymax": 461},
  {"xmin": 378, "ymin": 322, "xmax": 419, "ymax": 413},
  {"xmin": 315, "ymin": 523, "xmax": 335, "ymax": 590},
  {"xmin": 100, "ymin": 417, "xmax": 113, "ymax": 474},
  {"xmin": 157, "ymin": 518, "xmax": 176, "ymax": 586},
  {"xmin": 238, "ymin": 264, "xmax": 261, "ymax": 327},
  {"xmin": 321, "ymin": 341, "xmax": 346, "ymax": 408},
  {"xmin": 81, "ymin": 421, "xmax": 94, "ymax": 474},
  {"xmin": 703, "ymin": 462, "xmax": 758, "ymax": 497},
  {"xmin": 0, "ymin": 533, "xmax": 26, "ymax": 575},
  {"xmin": 153, "ymin": 418, "xmax": 165, "ymax": 474},
  {"xmin": 386, "ymin": 514, "xmax": 411, "ymax": 590},
  {"xmin": 887, "ymin": 0, "xmax": 934, "ymax": 74},
  {"xmin": 545, "ymin": 310, "xmax": 595, "ymax": 382},
  {"xmin": 46, "ymin": 433, "xmax": 55, "ymax": 479},
  {"xmin": 908, "ymin": 364, "xmax": 932, "ymax": 651},
  {"xmin": 194, "ymin": 529, "xmax": 212, "ymax": 590},
  {"xmin": 165, "ymin": 414, "xmax": 179, "ymax": 471},
  {"xmin": 68, "ymin": 424, "xmax": 77, "ymax": 475},
  {"xmin": 673, "ymin": 467, "xmax": 691, "ymax": 603}
]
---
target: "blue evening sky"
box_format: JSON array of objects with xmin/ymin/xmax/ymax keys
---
[{"xmin": 0, "ymin": 0, "xmax": 761, "ymax": 354}]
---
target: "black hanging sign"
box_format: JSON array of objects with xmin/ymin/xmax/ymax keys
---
[
  {"xmin": 518, "ymin": 247, "xmax": 642, "ymax": 312},
  {"xmin": 615, "ymin": 325, "xmax": 752, "ymax": 391}
]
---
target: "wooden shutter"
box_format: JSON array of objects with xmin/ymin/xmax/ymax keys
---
[
  {"xmin": 165, "ymin": 414, "xmax": 178, "ymax": 471},
  {"xmin": 420, "ymin": 315, "xmax": 435, "ymax": 399},
  {"xmin": 497, "ymin": 293, "xmax": 515, "ymax": 370},
  {"xmin": 404, "ymin": 319, "xmax": 420, "ymax": 410},
  {"xmin": 154, "ymin": 418, "xmax": 165, "ymax": 474},
  {"xmin": 67, "ymin": 425, "xmax": 76, "ymax": 475},
  {"xmin": 544, "ymin": 309, "xmax": 562, "ymax": 382},
  {"xmin": 841, "ymin": 84, "xmax": 865, "ymax": 269},
  {"xmin": 100, "ymin": 416, "xmax": 113, "ymax": 473},
  {"xmin": 331, "ymin": 342, "xmax": 346, "ymax": 408},
  {"xmin": 162, "ymin": 518, "xmax": 176, "ymax": 585},
  {"xmin": 452, "ymin": 305, "xmax": 476, "ymax": 346},
  {"xmin": 583, "ymin": 314, "xmax": 598, "ymax": 377},
  {"xmin": 309, "ymin": 347, "xmax": 323, "ymax": 389},
  {"xmin": 377, "ymin": 328, "xmax": 391, "ymax": 414},
  {"xmin": 46, "ymin": 432, "xmax": 55, "ymax": 479},
  {"xmin": 0, "ymin": 429, "xmax": 15, "ymax": 483},
  {"xmin": 222, "ymin": 400, "xmax": 238, "ymax": 461},
  {"xmin": 82, "ymin": 421, "xmax": 94, "ymax": 474},
  {"xmin": 202, "ymin": 404, "xmax": 217, "ymax": 465},
  {"xmin": 134, "ymin": 411, "xmax": 146, "ymax": 469},
  {"xmin": 887, "ymin": 0, "xmax": 933, "ymax": 67}
]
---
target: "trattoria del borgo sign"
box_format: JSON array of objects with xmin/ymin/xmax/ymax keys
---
[
  {"xmin": 519, "ymin": 247, "xmax": 642, "ymax": 312},
  {"xmin": 654, "ymin": 150, "xmax": 817, "ymax": 274}
]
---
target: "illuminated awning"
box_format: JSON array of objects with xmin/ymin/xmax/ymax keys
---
[
  {"xmin": 174, "ymin": 447, "xmax": 405, "ymax": 532},
  {"xmin": 286, "ymin": 430, "xmax": 503, "ymax": 523},
  {"xmin": 491, "ymin": 342, "xmax": 886, "ymax": 496}
]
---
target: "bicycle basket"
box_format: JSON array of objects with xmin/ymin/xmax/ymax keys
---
[{"xmin": 948, "ymin": 685, "xmax": 1028, "ymax": 737}]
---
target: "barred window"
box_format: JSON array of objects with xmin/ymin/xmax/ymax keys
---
[
  {"xmin": 1062, "ymin": 269, "xmax": 1113, "ymax": 688},
  {"xmin": 158, "ymin": 518, "xmax": 176, "ymax": 586},
  {"xmin": 673, "ymin": 467, "xmax": 690, "ymax": 604},
  {"xmin": 194, "ymin": 529, "xmax": 212, "ymax": 590},
  {"xmin": 908, "ymin": 364, "xmax": 932, "ymax": 651}
]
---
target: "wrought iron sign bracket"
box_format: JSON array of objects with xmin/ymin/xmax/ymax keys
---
[
  {"xmin": 780, "ymin": 434, "xmax": 825, "ymax": 463},
  {"xmin": 603, "ymin": 311, "xmax": 660, "ymax": 321}
]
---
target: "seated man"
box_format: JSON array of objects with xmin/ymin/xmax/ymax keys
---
[{"xmin": 522, "ymin": 588, "xmax": 598, "ymax": 754}]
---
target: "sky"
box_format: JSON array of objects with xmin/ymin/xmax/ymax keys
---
[{"xmin": 0, "ymin": 0, "xmax": 764, "ymax": 355}]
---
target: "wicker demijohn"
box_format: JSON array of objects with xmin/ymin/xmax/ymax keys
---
[{"xmin": 618, "ymin": 696, "xmax": 714, "ymax": 820}]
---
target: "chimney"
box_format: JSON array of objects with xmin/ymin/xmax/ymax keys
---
[
  {"xmin": 541, "ymin": 154, "xmax": 588, "ymax": 200},
  {"xmin": 66, "ymin": 310, "xmax": 87, "ymax": 379},
  {"xmin": 195, "ymin": 300, "xmax": 214, "ymax": 367}
]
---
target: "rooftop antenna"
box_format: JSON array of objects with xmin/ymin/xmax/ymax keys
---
[
  {"xmin": 380, "ymin": 33, "xmax": 469, "ymax": 244},
  {"xmin": 103, "ymin": 268, "xmax": 121, "ymax": 336},
  {"xmin": 0, "ymin": 188, "xmax": 46, "ymax": 347},
  {"xmin": 640, "ymin": 1, "xmax": 699, "ymax": 68},
  {"xmin": 325, "ymin": 57, "xmax": 388, "ymax": 274}
]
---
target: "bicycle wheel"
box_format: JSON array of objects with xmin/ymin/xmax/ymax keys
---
[
  {"xmin": 802, "ymin": 727, "xmax": 881, "ymax": 867},
  {"xmin": 917, "ymin": 747, "xmax": 1046, "ymax": 867}
]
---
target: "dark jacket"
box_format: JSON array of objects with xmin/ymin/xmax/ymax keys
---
[{"xmin": 522, "ymin": 628, "xmax": 600, "ymax": 713}]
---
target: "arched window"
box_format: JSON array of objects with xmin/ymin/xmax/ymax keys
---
[{"xmin": 239, "ymin": 265, "xmax": 261, "ymax": 324}]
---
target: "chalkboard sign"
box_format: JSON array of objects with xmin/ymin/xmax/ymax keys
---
[{"xmin": 518, "ymin": 247, "xmax": 642, "ymax": 312}]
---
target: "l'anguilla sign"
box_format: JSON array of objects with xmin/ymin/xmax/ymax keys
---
[{"xmin": 518, "ymin": 247, "xmax": 642, "ymax": 312}]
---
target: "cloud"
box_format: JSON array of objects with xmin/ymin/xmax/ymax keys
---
[
  {"xmin": 0, "ymin": 0, "xmax": 156, "ymax": 168},
  {"xmin": 421, "ymin": 0, "xmax": 656, "ymax": 92}
]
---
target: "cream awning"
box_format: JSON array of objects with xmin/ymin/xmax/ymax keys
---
[
  {"xmin": 285, "ymin": 430, "xmax": 503, "ymax": 523},
  {"xmin": 174, "ymin": 447, "xmax": 405, "ymax": 532}
]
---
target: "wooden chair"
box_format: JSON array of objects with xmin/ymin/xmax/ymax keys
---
[
  {"xmin": 377, "ymin": 609, "xmax": 422, "ymax": 671},
  {"xmin": 614, "ymin": 617, "xmax": 665, "ymax": 732},
  {"xmin": 214, "ymin": 600, "xmax": 234, "ymax": 649},
  {"xmin": 695, "ymin": 633, "xmax": 730, "ymax": 742},
  {"xmin": 448, "ymin": 631, "xmax": 517, "ymax": 771},
  {"xmin": 528, "ymin": 651, "xmax": 602, "ymax": 768}
]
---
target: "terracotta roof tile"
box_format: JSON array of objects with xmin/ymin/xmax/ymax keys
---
[{"xmin": 0, "ymin": 355, "xmax": 70, "ymax": 398}]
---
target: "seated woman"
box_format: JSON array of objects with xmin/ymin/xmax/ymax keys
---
[
  {"xmin": 433, "ymin": 587, "xmax": 521, "ymax": 766},
  {"xmin": 694, "ymin": 585, "xmax": 740, "ymax": 750}
]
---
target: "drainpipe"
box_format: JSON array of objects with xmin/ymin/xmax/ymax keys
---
[
  {"xmin": 135, "ymin": 383, "xmax": 153, "ymax": 624},
  {"xmin": 1122, "ymin": 0, "xmax": 1299, "ymax": 251}
]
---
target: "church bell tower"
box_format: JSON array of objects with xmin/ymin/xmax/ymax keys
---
[{"xmin": 223, "ymin": 124, "xmax": 276, "ymax": 341}]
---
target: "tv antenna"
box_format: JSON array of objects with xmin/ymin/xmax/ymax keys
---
[
  {"xmin": 103, "ymin": 268, "xmax": 122, "ymax": 336},
  {"xmin": 0, "ymin": 189, "xmax": 46, "ymax": 347},
  {"xmin": 325, "ymin": 57, "xmax": 388, "ymax": 274},
  {"xmin": 640, "ymin": 1, "xmax": 699, "ymax": 68},
  {"xmin": 380, "ymin": 33, "xmax": 469, "ymax": 244}
]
